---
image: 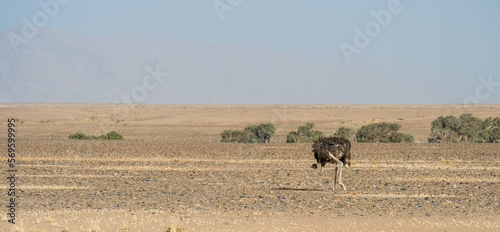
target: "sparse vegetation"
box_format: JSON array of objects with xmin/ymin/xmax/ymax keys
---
[
  {"xmin": 68, "ymin": 132, "xmax": 94, "ymax": 140},
  {"xmin": 106, "ymin": 131, "xmax": 125, "ymax": 140},
  {"xmin": 221, "ymin": 123, "xmax": 276, "ymax": 143},
  {"xmin": 4, "ymin": 104, "xmax": 500, "ymax": 231},
  {"xmin": 286, "ymin": 123, "xmax": 324, "ymax": 143},
  {"xmin": 68, "ymin": 131, "xmax": 124, "ymax": 140},
  {"xmin": 428, "ymin": 114, "xmax": 500, "ymax": 143},
  {"xmin": 221, "ymin": 129, "xmax": 257, "ymax": 143},
  {"xmin": 334, "ymin": 126, "xmax": 355, "ymax": 140},
  {"xmin": 387, "ymin": 132, "xmax": 414, "ymax": 143},
  {"xmin": 356, "ymin": 122, "xmax": 414, "ymax": 143}
]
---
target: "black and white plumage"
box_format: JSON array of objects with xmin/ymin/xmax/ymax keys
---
[{"xmin": 311, "ymin": 137, "xmax": 351, "ymax": 191}]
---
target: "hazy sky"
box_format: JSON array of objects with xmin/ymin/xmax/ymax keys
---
[{"xmin": 1, "ymin": 0, "xmax": 500, "ymax": 104}]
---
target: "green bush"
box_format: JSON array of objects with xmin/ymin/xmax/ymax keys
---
[
  {"xmin": 490, "ymin": 128, "xmax": 500, "ymax": 143},
  {"xmin": 428, "ymin": 114, "xmax": 500, "ymax": 143},
  {"xmin": 286, "ymin": 123, "xmax": 324, "ymax": 143},
  {"xmin": 68, "ymin": 131, "xmax": 124, "ymax": 140},
  {"xmin": 356, "ymin": 122, "xmax": 413, "ymax": 143},
  {"xmin": 221, "ymin": 123, "xmax": 276, "ymax": 143},
  {"xmin": 388, "ymin": 132, "xmax": 414, "ymax": 143},
  {"xmin": 247, "ymin": 123, "xmax": 276, "ymax": 143},
  {"xmin": 96, "ymin": 134, "xmax": 107, "ymax": 140},
  {"xmin": 106, "ymin": 131, "xmax": 124, "ymax": 140},
  {"xmin": 68, "ymin": 133, "xmax": 94, "ymax": 140},
  {"xmin": 221, "ymin": 129, "xmax": 258, "ymax": 143},
  {"xmin": 334, "ymin": 127, "xmax": 355, "ymax": 139}
]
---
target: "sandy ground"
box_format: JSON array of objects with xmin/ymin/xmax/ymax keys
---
[{"xmin": 0, "ymin": 103, "xmax": 499, "ymax": 231}]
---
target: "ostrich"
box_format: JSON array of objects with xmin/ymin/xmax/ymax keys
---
[{"xmin": 311, "ymin": 137, "xmax": 351, "ymax": 191}]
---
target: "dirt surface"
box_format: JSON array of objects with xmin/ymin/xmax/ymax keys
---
[{"xmin": 0, "ymin": 103, "xmax": 499, "ymax": 231}]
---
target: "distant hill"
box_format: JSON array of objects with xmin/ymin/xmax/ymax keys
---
[{"xmin": 0, "ymin": 27, "xmax": 400, "ymax": 104}]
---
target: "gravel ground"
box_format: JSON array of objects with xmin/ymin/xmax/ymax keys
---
[
  {"xmin": 1, "ymin": 141, "xmax": 499, "ymax": 231},
  {"xmin": 1, "ymin": 104, "xmax": 499, "ymax": 231}
]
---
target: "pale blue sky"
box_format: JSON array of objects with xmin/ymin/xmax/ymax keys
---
[{"xmin": 1, "ymin": 0, "xmax": 500, "ymax": 103}]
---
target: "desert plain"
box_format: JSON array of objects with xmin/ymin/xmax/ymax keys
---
[{"xmin": 0, "ymin": 103, "xmax": 499, "ymax": 231}]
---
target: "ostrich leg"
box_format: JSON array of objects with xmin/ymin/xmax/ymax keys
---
[
  {"xmin": 337, "ymin": 161, "xmax": 346, "ymax": 191},
  {"xmin": 328, "ymin": 151, "xmax": 347, "ymax": 191},
  {"xmin": 333, "ymin": 166, "xmax": 338, "ymax": 190}
]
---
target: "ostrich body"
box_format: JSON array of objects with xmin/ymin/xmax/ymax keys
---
[{"xmin": 311, "ymin": 137, "xmax": 351, "ymax": 191}]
